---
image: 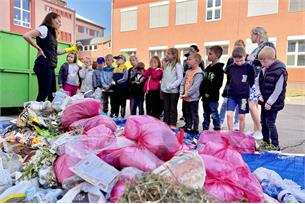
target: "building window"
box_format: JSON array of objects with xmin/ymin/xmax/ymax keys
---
[
  {"xmin": 93, "ymin": 30, "xmax": 99, "ymax": 37},
  {"xmin": 289, "ymin": 0, "xmax": 305, "ymax": 12},
  {"xmin": 247, "ymin": 0, "xmax": 278, "ymax": 17},
  {"xmin": 120, "ymin": 7, "xmax": 137, "ymax": 32},
  {"xmin": 14, "ymin": 0, "xmax": 31, "ymax": 27},
  {"xmin": 206, "ymin": 0, "xmax": 222, "ymax": 21},
  {"xmin": 204, "ymin": 42, "xmax": 229, "ymax": 65},
  {"xmin": 45, "ymin": 6, "xmax": 53, "ymax": 12},
  {"xmin": 149, "ymin": 47, "xmax": 167, "ymax": 60},
  {"xmin": 83, "ymin": 27, "xmax": 89, "ymax": 35},
  {"xmin": 246, "ymin": 37, "xmax": 277, "ymax": 54},
  {"xmin": 176, "ymin": 0, "xmax": 198, "ymax": 25},
  {"xmin": 84, "ymin": 46, "xmax": 88, "ymax": 51},
  {"xmin": 108, "ymin": 41, "xmax": 112, "ymax": 48},
  {"xmin": 120, "ymin": 49, "xmax": 136, "ymax": 58},
  {"xmin": 150, "ymin": 1, "xmax": 169, "ymax": 28},
  {"xmin": 287, "ymin": 39, "xmax": 305, "ymax": 67}
]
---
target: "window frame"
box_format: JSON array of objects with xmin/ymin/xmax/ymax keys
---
[
  {"xmin": 149, "ymin": 46, "xmax": 168, "ymax": 60},
  {"xmin": 83, "ymin": 27, "xmax": 89, "ymax": 35},
  {"xmin": 247, "ymin": 0, "xmax": 279, "ymax": 17},
  {"xmin": 120, "ymin": 7, "xmax": 138, "ymax": 32},
  {"xmin": 175, "ymin": 0, "xmax": 198, "ymax": 25},
  {"xmin": 93, "ymin": 30, "xmax": 99, "ymax": 37},
  {"xmin": 174, "ymin": 43, "xmax": 197, "ymax": 64},
  {"xmin": 287, "ymin": 35, "xmax": 305, "ymax": 68},
  {"xmin": 288, "ymin": 0, "xmax": 305, "ymax": 12},
  {"xmin": 120, "ymin": 48, "xmax": 137, "ymax": 58},
  {"xmin": 14, "ymin": 0, "xmax": 31, "ymax": 28},
  {"xmin": 205, "ymin": 0, "xmax": 222, "ymax": 22},
  {"xmin": 149, "ymin": 1, "xmax": 169, "ymax": 28},
  {"xmin": 203, "ymin": 41, "xmax": 230, "ymax": 65}
]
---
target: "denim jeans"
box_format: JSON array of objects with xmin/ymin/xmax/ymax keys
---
[
  {"xmin": 131, "ymin": 95, "xmax": 144, "ymax": 115},
  {"xmin": 184, "ymin": 101, "xmax": 199, "ymax": 131},
  {"xmin": 219, "ymin": 98, "xmax": 239, "ymax": 127},
  {"xmin": 202, "ymin": 101, "xmax": 221, "ymax": 130},
  {"xmin": 261, "ymin": 108, "xmax": 279, "ymax": 146}
]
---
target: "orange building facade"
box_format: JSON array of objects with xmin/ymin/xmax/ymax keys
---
[
  {"xmin": 112, "ymin": 0, "xmax": 305, "ymax": 85},
  {"xmin": 0, "ymin": 0, "xmax": 76, "ymax": 43}
]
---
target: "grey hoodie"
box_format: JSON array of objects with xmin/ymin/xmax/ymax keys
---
[
  {"xmin": 180, "ymin": 67, "xmax": 204, "ymax": 101},
  {"xmin": 161, "ymin": 63, "xmax": 183, "ymax": 93}
]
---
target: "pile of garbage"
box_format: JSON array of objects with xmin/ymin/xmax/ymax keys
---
[{"xmin": 0, "ymin": 90, "xmax": 304, "ymax": 203}]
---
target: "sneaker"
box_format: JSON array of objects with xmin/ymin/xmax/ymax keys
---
[
  {"xmin": 245, "ymin": 130, "xmax": 254, "ymax": 136},
  {"xmin": 269, "ymin": 144, "xmax": 281, "ymax": 151},
  {"xmin": 233, "ymin": 124, "xmax": 239, "ymax": 131},
  {"xmin": 252, "ymin": 131, "xmax": 263, "ymax": 140}
]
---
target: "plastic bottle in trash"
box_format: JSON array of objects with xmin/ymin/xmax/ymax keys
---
[
  {"xmin": 261, "ymin": 179, "xmax": 283, "ymax": 198},
  {"xmin": 278, "ymin": 190, "xmax": 298, "ymax": 203}
]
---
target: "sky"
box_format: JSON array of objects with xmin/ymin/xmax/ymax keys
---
[{"xmin": 66, "ymin": 0, "xmax": 112, "ymax": 37}]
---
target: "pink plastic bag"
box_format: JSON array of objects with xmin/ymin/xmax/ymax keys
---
[
  {"xmin": 139, "ymin": 123, "xmax": 180, "ymax": 161},
  {"xmin": 199, "ymin": 141, "xmax": 264, "ymax": 202},
  {"xmin": 198, "ymin": 131, "xmax": 256, "ymax": 153},
  {"xmin": 109, "ymin": 167, "xmax": 143, "ymax": 203},
  {"xmin": 124, "ymin": 115, "xmax": 161, "ymax": 141},
  {"xmin": 124, "ymin": 115, "xmax": 181, "ymax": 161},
  {"xmin": 61, "ymin": 99, "xmax": 101, "ymax": 130},
  {"xmin": 85, "ymin": 124, "xmax": 114, "ymax": 137},
  {"xmin": 54, "ymin": 154, "xmax": 80, "ymax": 184},
  {"xmin": 59, "ymin": 136, "xmax": 115, "ymax": 158},
  {"xmin": 97, "ymin": 137, "xmax": 136, "ymax": 168},
  {"xmin": 69, "ymin": 115, "xmax": 117, "ymax": 132},
  {"xmin": 119, "ymin": 146, "xmax": 164, "ymax": 172},
  {"xmin": 55, "ymin": 135, "xmax": 115, "ymax": 184}
]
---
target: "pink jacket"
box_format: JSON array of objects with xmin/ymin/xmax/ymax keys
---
[{"xmin": 143, "ymin": 67, "xmax": 163, "ymax": 92}]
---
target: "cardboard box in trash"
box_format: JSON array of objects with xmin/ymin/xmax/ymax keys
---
[
  {"xmin": 153, "ymin": 151, "xmax": 206, "ymax": 189},
  {"xmin": 70, "ymin": 154, "xmax": 120, "ymax": 193}
]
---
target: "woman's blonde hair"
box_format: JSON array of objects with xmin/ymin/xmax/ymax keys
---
[
  {"xmin": 251, "ymin": 27, "xmax": 268, "ymax": 43},
  {"xmin": 167, "ymin": 48, "xmax": 180, "ymax": 67}
]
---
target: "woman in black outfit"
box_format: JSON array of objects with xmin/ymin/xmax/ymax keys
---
[{"xmin": 23, "ymin": 12, "xmax": 68, "ymax": 101}]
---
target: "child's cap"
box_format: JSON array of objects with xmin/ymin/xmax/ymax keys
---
[
  {"xmin": 97, "ymin": 57, "xmax": 105, "ymax": 64},
  {"xmin": 135, "ymin": 62, "xmax": 145, "ymax": 70},
  {"xmin": 113, "ymin": 55, "xmax": 126, "ymax": 62}
]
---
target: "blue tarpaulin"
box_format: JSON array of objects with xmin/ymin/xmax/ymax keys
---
[{"xmin": 242, "ymin": 152, "xmax": 305, "ymax": 188}]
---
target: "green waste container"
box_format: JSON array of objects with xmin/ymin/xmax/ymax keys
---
[{"xmin": 0, "ymin": 31, "xmax": 69, "ymax": 108}]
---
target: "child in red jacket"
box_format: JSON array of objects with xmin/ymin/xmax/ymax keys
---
[{"xmin": 143, "ymin": 56, "xmax": 163, "ymax": 119}]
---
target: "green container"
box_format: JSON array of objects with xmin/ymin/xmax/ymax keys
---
[{"xmin": 0, "ymin": 31, "xmax": 69, "ymax": 108}]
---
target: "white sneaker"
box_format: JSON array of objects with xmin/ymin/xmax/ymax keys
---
[
  {"xmin": 252, "ymin": 131, "xmax": 263, "ymax": 140},
  {"xmin": 245, "ymin": 130, "xmax": 254, "ymax": 136},
  {"xmin": 234, "ymin": 124, "xmax": 239, "ymax": 131}
]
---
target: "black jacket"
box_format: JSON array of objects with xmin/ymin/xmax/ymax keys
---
[
  {"xmin": 200, "ymin": 62, "xmax": 224, "ymax": 101},
  {"xmin": 227, "ymin": 63, "xmax": 255, "ymax": 98},
  {"xmin": 130, "ymin": 74, "xmax": 145, "ymax": 97},
  {"xmin": 259, "ymin": 60, "xmax": 288, "ymax": 111},
  {"xmin": 35, "ymin": 24, "xmax": 58, "ymax": 68}
]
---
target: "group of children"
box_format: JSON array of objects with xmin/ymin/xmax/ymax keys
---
[{"xmin": 58, "ymin": 35, "xmax": 287, "ymax": 150}]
